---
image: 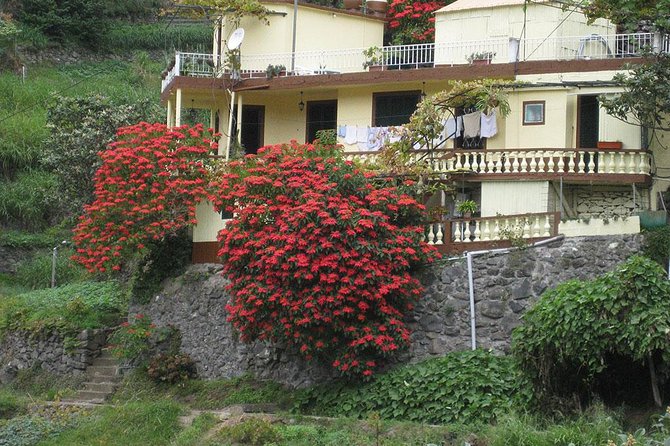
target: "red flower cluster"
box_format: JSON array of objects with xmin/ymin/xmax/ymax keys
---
[
  {"xmin": 388, "ymin": 0, "xmax": 445, "ymax": 44},
  {"xmin": 216, "ymin": 142, "xmax": 439, "ymax": 377},
  {"xmin": 72, "ymin": 122, "xmax": 218, "ymax": 272}
]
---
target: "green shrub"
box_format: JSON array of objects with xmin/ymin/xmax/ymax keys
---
[
  {"xmin": 14, "ymin": 247, "xmax": 89, "ymax": 290},
  {"xmin": 512, "ymin": 255, "xmax": 670, "ymax": 408},
  {"xmin": 214, "ymin": 417, "xmax": 281, "ymax": 446},
  {"xmin": 296, "ymin": 349, "xmax": 530, "ymax": 425},
  {"xmin": 146, "ymin": 353, "xmax": 197, "ymax": 384},
  {"xmin": 171, "ymin": 412, "xmax": 219, "ymax": 446},
  {"xmin": 0, "ymin": 280, "xmax": 126, "ymax": 339},
  {"xmin": 643, "ymin": 226, "xmax": 670, "ymax": 270},
  {"xmin": 107, "ymin": 314, "xmax": 156, "ymax": 361},
  {"xmin": 128, "ymin": 231, "xmax": 192, "ymax": 305}
]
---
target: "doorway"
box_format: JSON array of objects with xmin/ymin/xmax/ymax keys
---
[
  {"xmin": 577, "ymin": 95, "xmax": 599, "ymax": 149},
  {"xmin": 232, "ymin": 105, "xmax": 265, "ymax": 155}
]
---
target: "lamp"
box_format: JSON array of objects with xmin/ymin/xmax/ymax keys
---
[
  {"xmin": 420, "ymin": 82, "xmax": 427, "ymax": 100},
  {"xmin": 298, "ymin": 91, "xmax": 305, "ymax": 111}
]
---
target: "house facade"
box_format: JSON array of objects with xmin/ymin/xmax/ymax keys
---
[{"xmin": 159, "ymin": 0, "xmax": 670, "ymax": 263}]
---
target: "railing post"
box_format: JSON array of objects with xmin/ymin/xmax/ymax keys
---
[{"xmin": 175, "ymin": 52, "xmax": 181, "ymax": 77}]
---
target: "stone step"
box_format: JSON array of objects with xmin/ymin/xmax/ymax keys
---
[
  {"xmin": 87, "ymin": 374, "xmax": 121, "ymax": 385},
  {"xmin": 91, "ymin": 356, "xmax": 118, "ymax": 367},
  {"xmin": 81, "ymin": 382, "xmax": 118, "ymax": 393},
  {"xmin": 68, "ymin": 390, "xmax": 110, "ymax": 402},
  {"xmin": 87, "ymin": 365, "xmax": 118, "ymax": 378}
]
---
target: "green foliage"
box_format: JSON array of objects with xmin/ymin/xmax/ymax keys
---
[
  {"xmin": 13, "ymin": 247, "xmax": 89, "ymax": 290},
  {"xmin": 16, "ymin": 0, "xmax": 109, "ymax": 48},
  {"xmin": 296, "ymin": 350, "xmax": 529, "ymax": 425},
  {"xmin": 9, "ymin": 366, "xmax": 83, "ymax": 401},
  {"xmin": 0, "ymin": 389, "xmax": 28, "ymax": 419},
  {"xmin": 0, "ymin": 280, "xmax": 126, "ymax": 339},
  {"xmin": 214, "ymin": 417, "xmax": 281, "ymax": 446},
  {"xmin": 580, "ymin": 0, "xmax": 670, "ymax": 33},
  {"xmin": 0, "ymin": 170, "xmax": 58, "ymax": 229},
  {"xmin": 128, "ymin": 231, "xmax": 192, "ymax": 305},
  {"xmin": 100, "ymin": 23, "xmax": 212, "ymax": 53},
  {"xmin": 146, "ymin": 353, "xmax": 197, "ymax": 384},
  {"xmin": 171, "ymin": 412, "xmax": 219, "ymax": 446},
  {"xmin": 314, "ymin": 129, "xmax": 337, "ymax": 145},
  {"xmin": 0, "ymin": 415, "xmax": 66, "ymax": 446},
  {"xmin": 607, "ymin": 408, "xmax": 670, "ymax": 445},
  {"xmin": 643, "ymin": 226, "xmax": 670, "ymax": 269},
  {"xmin": 512, "ymin": 255, "xmax": 670, "ymax": 406},
  {"xmin": 599, "ymin": 52, "xmax": 670, "ymax": 146},
  {"xmin": 108, "ymin": 314, "xmax": 156, "ymax": 361},
  {"xmin": 42, "ymin": 93, "xmax": 162, "ymax": 217},
  {"xmin": 38, "ymin": 400, "xmax": 182, "ymax": 446}
]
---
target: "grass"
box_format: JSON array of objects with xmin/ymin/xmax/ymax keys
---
[
  {"xmin": 38, "ymin": 400, "xmax": 183, "ymax": 446},
  {"xmin": 112, "ymin": 371, "xmax": 295, "ymax": 411}
]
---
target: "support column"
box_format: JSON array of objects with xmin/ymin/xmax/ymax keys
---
[
  {"xmin": 236, "ymin": 94, "xmax": 243, "ymax": 145},
  {"xmin": 167, "ymin": 98, "xmax": 173, "ymax": 128},
  {"xmin": 218, "ymin": 108, "xmax": 226, "ymax": 156},
  {"xmin": 226, "ymin": 91, "xmax": 236, "ymax": 160},
  {"xmin": 175, "ymin": 88, "xmax": 182, "ymax": 127}
]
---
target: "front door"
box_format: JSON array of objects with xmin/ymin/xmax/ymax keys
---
[
  {"xmin": 232, "ymin": 105, "xmax": 265, "ymax": 155},
  {"xmin": 577, "ymin": 95, "xmax": 599, "ymax": 149}
]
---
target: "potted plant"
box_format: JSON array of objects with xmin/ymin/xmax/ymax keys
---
[
  {"xmin": 265, "ymin": 64, "xmax": 286, "ymax": 79},
  {"xmin": 362, "ymin": 46, "xmax": 383, "ymax": 71},
  {"xmin": 456, "ymin": 200, "xmax": 478, "ymax": 218},
  {"xmin": 467, "ymin": 51, "xmax": 496, "ymax": 65}
]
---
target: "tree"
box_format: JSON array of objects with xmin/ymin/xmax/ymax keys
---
[
  {"xmin": 599, "ymin": 52, "xmax": 670, "ymax": 149},
  {"xmin": 387, "ymin": 0, "xmax": 448, "ymax": 45},
  {"xmin": 41, "ymin": 94, "xmax": 162, "ymax": 218},
  {"xmin": 216, "ymin": 142, "xmax": 439, "ymax": 377},
  {"xmin": 579, "ymin": 0, "xmax": 670, "ymax": 33}
]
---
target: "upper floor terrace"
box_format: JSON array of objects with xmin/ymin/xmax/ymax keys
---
[{"xmin": 161, "ymin": 32, "xmax": 669, "ymax": 92}]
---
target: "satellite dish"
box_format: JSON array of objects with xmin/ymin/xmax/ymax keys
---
[{"xmin": 227, "ymin": 28, "xmax": 245, "ymax": 50}]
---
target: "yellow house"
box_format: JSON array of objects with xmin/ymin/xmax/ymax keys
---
[{"xmin": 160, "ymin": 0, "xmax": 669, "ymax": 262}]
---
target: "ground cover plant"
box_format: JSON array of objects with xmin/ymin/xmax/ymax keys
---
[
  {"xmin": 296, "ymin": 349, "xmax": 529, "ymax": 425},
  {"xmin": 217, "ymin": 142, "xmax": 439, "ymax": 377}
]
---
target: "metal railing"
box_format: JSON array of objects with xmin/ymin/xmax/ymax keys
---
[{"xmin": 161, "ymin": 32, "xmax": 667, "ymax": 91}]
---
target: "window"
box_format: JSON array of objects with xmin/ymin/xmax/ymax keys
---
[
  {"xmin": 306, "ymin": 100, "xmax": 337, "ymax": 143},
  {"xmin": 523, "ymin": 101, "xmax": 545, "ymax": 125},
  {"xmin": 373, "ymin": 91, "xmax": 421, "ymax": 127}
]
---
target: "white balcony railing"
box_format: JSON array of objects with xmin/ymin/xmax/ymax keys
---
[
  {"xmin": 346, "ymin": 148, "xmax": 652, "ymax": 177},
  {"xmin": 161, "ymin": 32, "xmax": 668, "ymax": 91},
  {"xmin": 424, "ymin": 212, "xmax": 561, "ymax": 247}
]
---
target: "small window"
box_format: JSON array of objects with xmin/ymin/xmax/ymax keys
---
[
  {"xmin": 373, "ymin": 91, "xmax": 421, "ymax": 127},
  {"xmin": 523, "ymin": 101, "xmax": 545, "ymax": 125}
]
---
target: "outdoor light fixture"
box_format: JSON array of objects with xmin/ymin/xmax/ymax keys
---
[
  {"xmin": 420, "ymin": 82, "xmax": 427, "ymax": 100},
  {"xmin": 298, "ymin": 91, "xmax": 305, "ymax": 111}
]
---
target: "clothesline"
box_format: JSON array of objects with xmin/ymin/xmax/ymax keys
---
[{"xmin": 336, "ymin": 111, "xmax": 498, "ymax": 151}]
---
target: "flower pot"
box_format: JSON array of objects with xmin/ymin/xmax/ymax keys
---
[
  {"xmin": 637, "ymin": 210, "xmax": 667, "ymax": 229},
  {"xmin": 472, "ymin": 59, "xmax": 491, "ymax": 65},
  {"xmin": 597, "ymin": 141, "xmax": 622, "ymax": 150},
  {"xmin": 366, "ymin": 0, "xmax": 388, "ymax": 16},
  {"xmin": 343, "ymin": 0, "xmax": 362, "ymax": 10}
]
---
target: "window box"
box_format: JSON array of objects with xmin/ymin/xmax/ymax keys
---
[{"xmin": 597, "ymin": 141, "xmax": 622, "ymax": 150}]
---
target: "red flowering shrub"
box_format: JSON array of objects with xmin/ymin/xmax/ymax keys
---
[
  {"xmin": 217, "ymin": 142, "xmax": 439, "ymax": 377},
  {"xmin": 72, "ymin": 122, "xmax": 218, "ymax": 272},
  {"xmin": 388, "ymin": 0, "xmax": 446, "ymax": 44}
]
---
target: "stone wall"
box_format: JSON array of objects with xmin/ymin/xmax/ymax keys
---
[
  {"xmin": 137, "ymin": 234, "xmax": 642, "ymax": 387},
  {"xmin": 0, "ymin": 329, "xmax": 108, "ymax": 383},
  {"xmin": 574, "ymin": 187, "xmax": 645, "ymax": 219}
]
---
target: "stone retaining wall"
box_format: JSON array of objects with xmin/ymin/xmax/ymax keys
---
[
  {"xmin": 136, "ymin": 234, "xmax": 642, "ymax": 387},
  {"xmin": 0, "ymin": 329, "xmax": 108, "ymax": 383}
]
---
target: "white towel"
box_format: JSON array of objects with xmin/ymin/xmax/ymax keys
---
[
  {"xmin": 462, "ymin": 111, "xmax": 481, "ymax": 139},
  {"xmin": 480, "ymin": 110, "xmax": 498, "ymax": 138},
  {"xmin": 356, "ymin": 126, "xmax": 368, "ymax": 143},
  {"xmin": 345, "ymin": 125, "xmax": 357, "ymax": 144},
  {"xmin": 443, "ymin": 117, "xmax": 457, "ymax": 140}
]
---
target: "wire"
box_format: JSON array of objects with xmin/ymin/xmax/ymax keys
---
[{"xmin": 524, "ymin": 0, "xmax": 587, "ymax": 60}]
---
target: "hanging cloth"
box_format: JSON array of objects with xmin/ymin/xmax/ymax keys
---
[
  {"xmin": 462, "ymin": 111, "xmax": 481, "ymax": 139},
  {"xmin": 337, "ymin": 125, "xmax": 346, "ymax": 138},
  {"xmin": 345, "ymin": 125, "xmax": 357, "ymax": 144},
  {"xmin": 480, "ymin": 110, "xmax": 498, "ymax": 138},
  {"xmin": 443, "ymin": 117, "xmax": 457, "ymax": 140}
]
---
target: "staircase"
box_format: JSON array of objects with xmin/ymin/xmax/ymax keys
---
[{"xmin": 64, "ymin": 349, "xmax": 121, "ymax": 404}]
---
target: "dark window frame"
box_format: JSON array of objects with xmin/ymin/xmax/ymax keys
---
[
  {"xmin": 372, "ymin": 90, "xmax": 421, "ymax": 127},
  {"xmin": 522, "ymin": 100, "xmax": 546, "ymax": 126},
  {"xmin": 305, "ymin": 99, "xmax": 338, "ymax": 143}
]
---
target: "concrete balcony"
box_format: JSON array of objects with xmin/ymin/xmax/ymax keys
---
[
  {"xmin": 346, "ymin": 148, "xmax": 652, "ymax": 184},
  {"xmin": 161, "ymin": 32, "xmax": 668, "ymax": 92}
]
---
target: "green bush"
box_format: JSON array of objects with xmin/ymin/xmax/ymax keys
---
[
  {"xmin": 512, "ymin": 255, "xmax": 670, "ymax": 408},
  {"xmin": 14, "ymin": 247, "xmax": 89, "ymax": 290},
  {"xmin": 146, "ymin": 353, "xmax": 197, "ymax": 384},
  {"xmin": 214, "ymin": 418, "xmax": 281, "ymax": 446},
  {"xmin": 0, "ymin": 280, "xmax": 126, "ymax": 339},
  {"xmin": 296, "ymin": 349, "xmax": 530, "ymax": 425},
  {"xmin": 643, "ymin": 226, "xmax": 670, "ymax": 270},
  {"xmin": 128, "ymin": 231, "xmax": 192, "ymax": 305}
]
